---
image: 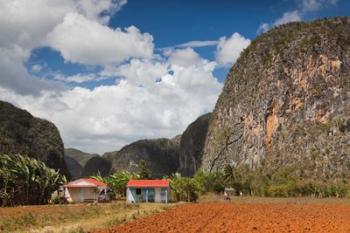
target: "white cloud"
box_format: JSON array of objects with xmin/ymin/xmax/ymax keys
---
[
  {"xmin": 74, "ymin": 0, "xmax": 127, "ymax": 24},
  {"xmin": 175, "ymin": 40, "xmax": 218, "ymax": 48},
  {"xmin": 300, "ymin": 0, "xmax": 338, "ymax": 12},
  {"xmin": 114, "ymin": 59, "xmax": 167, "ymax": 87},
  {"xmin": 301, "ymin": 0, "xmax": 322, "ymax": 11},
  {"xmin": 0, "ymin": 46, "xmax": 62, "ymax": 95},
  {"xmin": 0, "ymin": 0, "xmax": 126, "ymax": 50},
  {"xmin": 257, "ymin": 23, "xmax": 271, "ymax": 34},
  {"xmin": 0, "ymin": 53, "xmax": 222, "ymax": 153},
  {"xmin": 46, "ymin": 13, "xmax": 154, "ymax": 65},
  {"xmin": 215, "ymin": 32, "xmax": 250, "ymax": 66},
  {"xmin": 31, "ymin": 64, "xmax": 43, "ymax": 72},
  {"xmin": 54, "ymin": 73, "xmax": 109, "ymax": 84},
  {"xmin": 258, "ymin": 11, "xmax": 302, "ymax": 33},
  {"xmin": 167, "ymin": 47, "xmax": 205, "ymax": 67},
  {"xmin": 274, "ymin": 11, "xmax": 302, "ymax": 26},
  {"xmin": 0, "ymin": 0, "xmax": 224, "ymax": 153},
  {"xmin": 0, "ymin": 0, "xmax": 128, "ymax": 94},
  {"xmin": 258, "ymin": 0, "xmax": 339, "ymax": 34}
]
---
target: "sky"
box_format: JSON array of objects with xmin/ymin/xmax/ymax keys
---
[{"xmin": 0, "ymin": 0, "xmax": 348, "ymax": 154}]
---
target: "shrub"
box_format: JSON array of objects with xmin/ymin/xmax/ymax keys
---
[
  {"xmin": 194, "ymin": 170, "xmax": 225, "ymax": 194},
  {"xmin": 169, "ymin": 174, "xmax": 200, "ymax": 202}
]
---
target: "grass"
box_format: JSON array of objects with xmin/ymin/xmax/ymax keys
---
[{"xmin": 0, "ymin": 201, "xmax": 174, "ymax": 233}]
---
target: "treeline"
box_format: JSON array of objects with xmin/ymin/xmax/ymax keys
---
[
  {"xmin": 91, "ymin": 160, "xmax": 350, "ymax": 203},
  {"xmin": 222, "ymin": 164, "xmax": 350, "ymax": 198},
  {"xmin": 0, "ymin": 154, "xmax": 66, "ymax": 206},
  {"xmin": 168, "ymin": 164, "xmax": 350, "ymax": 202}
]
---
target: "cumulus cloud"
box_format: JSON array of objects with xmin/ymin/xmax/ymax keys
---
[
  {"xmin": 0, "ymin": 0, "xmax": 132, "ymax": 94},
  {"xmin": 0, "ymin": 0, "xmax": 224, "ymax": 153},
  {"xmin": 0, "ymin": 52, "xmax": 222, "ymax": 153},
  {"xmin": 0, "ymin": 0, "xmax": 126, "ymax": 50},
  {"xmin": 74, "ymin": 0, "xmax": 127, "ymax": 23},
  {"xmin": 215, "ymin": 33, "xmax": 250, "ymax": 66},
  {"xmin": 113, "ymin": 59, "xmax": 168, "ymax": 87},
  {"xmin": 46, "ymin": 13, "xmax": 154, "ymax": 65},
  {"xmin": 166, "ymin": 47, "xmax": 206, "ymax": 67}
]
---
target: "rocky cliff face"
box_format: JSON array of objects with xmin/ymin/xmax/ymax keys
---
[
  {"xmin": 202, "ymin": 18, "xmax": 350, "ymax": 180},
  {"xmin": 0, "ymin": 101, "xmax": 69, "ymax": 177},
  {"xmin": 178, "ymin": 113, "xmax": 211, "ymax": 176},
  {"xmin": 104, "ymin": 138, "xmax": 180, "ymax": 178}
]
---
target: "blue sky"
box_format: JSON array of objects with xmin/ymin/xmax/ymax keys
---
[
  {"xmin": 1, "ymin": 0, "xmax": 348, "ymax": 153},
  {"xmin": 25, "ymin": 0, "xmax": 350, "ymax": 85}
]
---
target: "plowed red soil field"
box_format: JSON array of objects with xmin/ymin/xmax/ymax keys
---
[{"xmin": 94, "ymin": 202, "xmax": 350, "ymax": 233}]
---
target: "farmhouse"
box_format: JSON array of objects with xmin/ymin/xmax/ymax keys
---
[
  {"xmin": 126, "ymin": 179, "xmax": 169, "ymax": 203},
  {"xmin": 64, "ymin": 178, "xmax": 108, "ymax": 203}
]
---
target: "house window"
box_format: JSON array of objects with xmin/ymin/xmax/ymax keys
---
[{"xmin": 136, "ymin": 188, "xmax": 141, "ymax": 195}]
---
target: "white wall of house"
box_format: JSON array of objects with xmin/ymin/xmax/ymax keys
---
[
  {"xmin": 126, "ymin": 187, "xmax": 168, "ymax": 203},
  {"xmin": 65, "ymin": 187, "xmax": 105, "ymax": 203},
  {"xmin": 65, "ymin": 188, "xmax": 82, "ymax": 203},
  {"xmin": 155, "ymin": 188, "xmax": 161, "ymax": 202},
  {"xmin": 126, "ymin": 188, "xmax": 136, "ymax": 203}
]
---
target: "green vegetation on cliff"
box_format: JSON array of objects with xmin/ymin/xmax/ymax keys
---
[
  {"xmin": 103, "ymin": 138, "xmax": 180, "ymax": 178},
  {"xmin": 0, "ymin": 101, "xmax": 69, "ymax": 178}
]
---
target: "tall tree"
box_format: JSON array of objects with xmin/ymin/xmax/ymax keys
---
[{"xmin": 138, "ymin": 160, "xmax": 151, "ymax": 179}]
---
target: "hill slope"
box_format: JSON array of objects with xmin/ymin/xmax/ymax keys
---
[
  {"xmin": 0, "ymin": 101, "xmax": 69, "ymax": 177},
  {"xmin": 64, "ymin": 148, "xmax": 99, "ymax": 179},
  {"xmin": 103, "ymin": 138, "xmax": 180, "ymax": 178},
  {"xmin": 64, "ymin": 156, "xmax": 83, "ymax": 179},
  {"xmin": 82, "ymin": 156, "xmax": 111, "ymax": 177},
  {"xmin": 202, "ymin": 17, "xmax": 350, "ymax": 180}
]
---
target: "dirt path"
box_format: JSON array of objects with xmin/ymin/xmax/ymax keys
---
[{"xmin": 93, "ymin": 202, "xmax": 350, "ymax": 233}]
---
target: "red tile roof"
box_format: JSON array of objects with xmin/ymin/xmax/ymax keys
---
[
  {"xmin": 64, "ymin": 178, "xmax": 107, "ymax": 188},
  {"xmin": 127, "ymin": 179, "xmax": 169, "ymax": 188}
]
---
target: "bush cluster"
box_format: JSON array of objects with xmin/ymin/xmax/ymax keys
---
[{"xmin": 0, "ymin": 154, "xmax": 66, "ymax": 206}]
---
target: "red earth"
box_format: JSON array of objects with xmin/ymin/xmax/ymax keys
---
[{"xmin": 94, "ymin": 202, "xmax": 350, "ymax": 233}]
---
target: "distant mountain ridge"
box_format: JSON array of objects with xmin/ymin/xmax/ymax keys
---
[{"xmin": 65, "ymin": 113, "xmax": 212, "ymax": 178}]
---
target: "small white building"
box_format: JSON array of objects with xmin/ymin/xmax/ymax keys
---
[
  {"xmin": 64, "ymin": 178, "xmax": 108, "ymax": 203},
  {"xmin": 126, "ymin": 179, "xmax": 170, "ymax": 203}
]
